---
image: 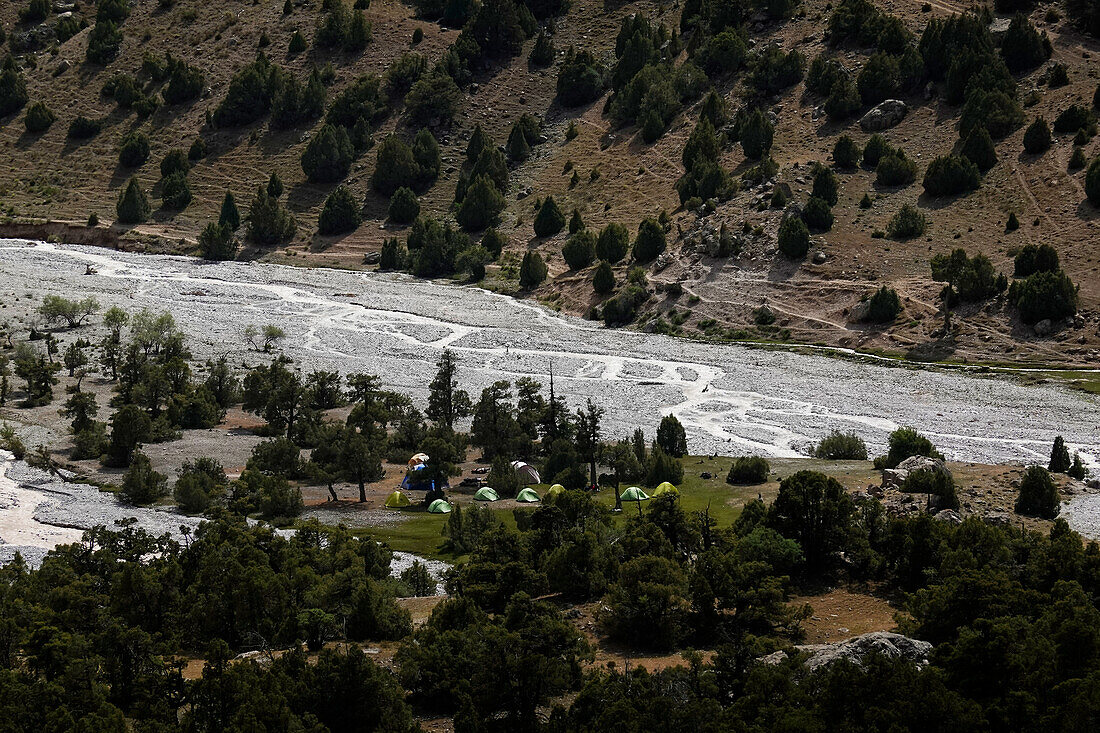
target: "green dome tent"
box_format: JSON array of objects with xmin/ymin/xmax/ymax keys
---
[
  {"xmin": 545, "ymin": 484, "xmax": 565, "ymax": 499},
  {"xmin": 653, "ymin": 482, "xmax": 679, "ymax": 497},
  {"xmin": 428, "ymin": 499, "xmax": 452, "ymax": 514},
  {"xmin": 516, "ymin": 487, "xmax": 541, "ymax": 503},
  {"xmin": 474, "ymin": 487, "xmax": 500, "ymax": 502},
  {"xmin": 385, "ymin": 490, "xmax": 411, "ymax": 508},
  {"xmin": 619, "ymin": 486, "xmax": 650, "ymax": 502}
]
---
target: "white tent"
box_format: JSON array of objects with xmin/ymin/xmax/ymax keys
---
[{"xmin": 511, "ymin": 461, "xmax": 541, "ymax": 485}]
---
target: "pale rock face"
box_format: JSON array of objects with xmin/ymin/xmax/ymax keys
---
[
  {"xmin": 760, "ymin": 632, "xmax": 934, "ymax": 672},
  {"xmin": 860, "ymin": 100, "xmax": 908, "ymax": 132}
]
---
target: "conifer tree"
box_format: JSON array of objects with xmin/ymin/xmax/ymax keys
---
[{"xmin": 116, "ymin": 177, "xmax": 151, "ymax": 224}]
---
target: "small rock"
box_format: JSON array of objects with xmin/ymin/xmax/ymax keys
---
[
  {"xmin": 812, "ymin": 250, "xmax": 827, "ymax": 265},
  {"xmin": 1034, "ymin": 319, "xmax": 1053, "ymax": 337}
]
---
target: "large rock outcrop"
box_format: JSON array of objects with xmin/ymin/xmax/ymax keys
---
[
  {"xmin": 761, "ymin": 632, "xmax": 933, "ymax": 672},
  {"xmin": 860, "ymin": 100, "xmax": 908, "ymax": 131}
]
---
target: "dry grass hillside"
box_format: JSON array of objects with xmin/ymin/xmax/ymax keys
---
[{"xmin": 1, "ymin": 0, "xmax": 1098, "ymax": 368}]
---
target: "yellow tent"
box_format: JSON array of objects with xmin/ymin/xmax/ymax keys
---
[
  {"xmin": 385, "ymin": 490, "xmax": 411, "ymax": 508},
  {"xmin": 653, "ymin": 482, "xmax": 679, "ymax": 497},
  {"xmin": 546, "ymin": 484, "xmax": 565, "ymax": 498}
]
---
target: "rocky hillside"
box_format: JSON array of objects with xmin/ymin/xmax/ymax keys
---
[{"xmin": 0, "ymin": 0, "xmax": 1098, "ymax": 368}]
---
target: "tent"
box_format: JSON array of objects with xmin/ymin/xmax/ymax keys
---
[
  {"xmin": 474, "ymin": 487, "xmax": 500, "ymax": 502},
  {"xmin": 385, "ymin": 490, "xmax": 411, "ymax": 508},
  {"xmin": 408, "ymin": 452, "xmax": 429, "ymax": 469},
  {"xmin": 511, "ymin": 461, "xmax": 542, "ymax": 485},
  {"xmin": 515, "ymin": 488, "xmax": 541, "ymax": 503},
  {"xmin": 545, "ymin": 484, "xmax": 565, "ymax": 499},
  {"xmin": 620, "ymin": 486, "xmax": 650, "ymax": 515},
  {"xmin": 428, "ymin": 499, "xmax": 452, "ymax": 514},
  {"xmin": 653, "ymin": 482, "xmax": 679, "ymax": 497}
]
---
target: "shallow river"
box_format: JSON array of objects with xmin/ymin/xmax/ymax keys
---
[{"xmin": 1, "ymin": 239, "xmax": 1095, "ymax": 467}]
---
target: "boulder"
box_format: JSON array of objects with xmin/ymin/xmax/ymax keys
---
[
  {"xmin": 934, "ymin": 509, "xmax": 963, "ymax": 524},
  {"xmin": 989, "ymin": 17, "xmax": 1012, "ymax": 37},
  {"xmin": 363, "ymin": 252, "xmax": 381, "ymax": 265},
  {"xmin": 798, "ymin": 632, "xmax": 933, "ymax": 672},
  {"xmin": 881, "ymin": 468, "xmax": 909, "ymax": 490},
  {"xmin": 1033, "ymin": 319, "xmax": 1053, "ymax": 337},
  {"xmin": 859, "ymin": 100, "xmax": 908, "ymax": 132},
  {"xmin": 812, "ymin": 250, "xmax": 827, "ymax": 264},
  {"xmin": 897, "ymin": 455, "xmax": 951, "ymax": 480}
]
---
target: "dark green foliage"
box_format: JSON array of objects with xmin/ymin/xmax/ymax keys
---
[
  {"xmin": 740, "ymin": 107, "xmax": 773, "ymax": 160},
  {"xmin": 766, "ymin": 470, "xmax": 853, "ymax": 569},
  {"xmin": 456, "ymin": 175, "xmax": 505, "ymax": 231},
  {"xmin": 825, "ymin": 76, "xmax": 862, "ymax": 119},
  {"xmin": 213, "ymin": 53, "xmax": 283, "ymax": 127},
  {"xmin": 568, "ymin": 208, "xmax": 584, "ymax": 235},
  {"xmin": 316, "ymin": 2, "xmax": 372, "ymax": 51},
  {"xmin": 682, "ymin": 117, "xmax": 720, "ymax": 169},
  {"xmin": 161, "ymin": 171, "xmax": 192, "ymax": 210},
  {"xmin": 887, "ymin": 204, "xmax": 927, "ymax": 239},
  {"xmin": 461, "ymin": 0, "xmax": 526, "ymax": 59},
  {"xmin": 120, "ymin": 451, "xmax": 168, "ymax": 505},
  {"xmin": 922, "ymin": 154, "xmax": 980, "ymax": 196},
  {"xmin": 404, "ymin": 70, "xmax": 461, "ymax": 126},
  {"xmin": 875, "ymin": 149, "xmax": 918, "ymax": 186},
  {"xmin": 857, "ymin": 52, "xmax": 902, "ymax": 105},
  {"xmin": 903, "ymin": 468, "xmax": 959, "ymax": 510},
  {"xmin": 268, "ymin": 171, "xmax": 284, "ymax": 199},
  {"xmin": 383, "ymin": 52, "xmax": 427, "ymax": 99},
  {"xmin": 862, "ymin": 133, "xmax": 892, "ymax": 167},
  {"xmin": 632, "ymin": 218, "xmax": 665, "ymax": 261},
  {"xmin": 20, "ymin": 0, "xmax": 51, "ymax": 23},
  {"xmin": 1015, "ymin": 465, "xmax": 1059, "ymax": 518},
  {"xmin": 519, "ymin": 250, "xmax": 548, "ymax": 289},
  {"xmin": 727, "ymin": 456, "xmax": 769, "ymax": 484},
  {"xmin": 811, "ymin": 164, "xmax": 839, "ymax": 206},
  {"xmin": 188, "ymin": 137, "xmax": 208, "ymax": 161},
  {"xmin": 960, "ymin": 89, "xmax": 1023, "ymax": 139},
  {"xmin": 534, "ymin": 196, "xmax": 566, "ymax": 237},
  {"xmin": 379, "ymin": 237, "xmax": 408, "ymax": 270},
  {"xmin": 481, "ymin": 228, "xmax": 505, "ymax": 258},
  {"xmin": 1023, "ymin": 117, "xmax": 1052, "ymax": 154},
  {"xmin": 23, "ymin": 101, "xmax": 53, "ymax": 132},
  {"xmin": 828, "ymin": 0, "xmax": 889, "ymax": 46},
  {"xmin": 86, "ymin": 21, "xmax": 124, "ymax": 64},
  {"xmin": 388, "ymin": 187, "xmax": 420, "ymax": 223},
  {"xmin": 1000, "ymin": 14, "xmax": 1052, "ymax": 72},
  {"xmin": 656, "ymin": 414, "xmax": 687, "ymax": 457},
  {"xmin": 593, "ymin": 261, "xmax": 615, "ymax": 293},
  {"xmin": 198, "ymin": 221, "xmax": 237, "ymax": 261},
  {"xmin": 326, "ymin": 73, "xmax": 386, "ymax": 129},
  {"xmin": 557, "ymin": 47, "xmax": 605, "ymax": 106},
  {"xmin": 530, "ymin": 29, "xmax": 554, "ymax": 66},
  {"xmin": 960, "ymin": 126, "xmax": 997, "ymax": 171},
  {"xmin": 877, "ymin": 426, "xmax": 942, "ymax": 468},
  {"xmin": 67, "ymin": 115, "xmax": 102, "ymax": 139},
  {"xmin": 1049, "ymin": 436, "xmax": 1072, "ymax": 473},
  {"xmin": 117, "ymin": 131, "xmax": 150, "ymax": 168},
  {"xmin": 562, "ymin": 231, "xmax": 596, "ymax": 270},
  {"xmin": 247, "ymin": 186, "xmax": 297, "ymax": 244},
  {"xmin": 814, "ymin": 430, "xmax": 868, "ymax": 459},
  {"xmin": 645, "ymin": 444, "xmax": 684, "ymax": 486},
  {"xmin": 0, "ymin": 63, "xmax": 28, "ymax": 117},
  {"xmin": 372, "ymin": 135, "xmax": 421, "ymax": 195},
  {"xmin": 317, "ymin": 185, "xmax": 362, "ymax": 235},
  {"xmin": 1088, "ymin": 156, "xmax": 1100, "ymax": 204},
  {"xmin": 601, "ymin": 555, "xmax": 690, "ymax": 649},
  {"xmin": 1053, "ymin": 103, "xmax": 1096, "ymax": 134},
  {"xmin": 748, "ymin": 44, "xmax": 804, "ymax": 96},
  {"xmin": 163, "ymin": 59, "xmax": 205, "ymax": 104},
  {"xmin": 865, "ymin": 285, "xmax": 902, "ymax": 322},
  {"xmin": 115, "ymin": 177, "xmax": 150, "ymax": 224},
  {"xmin": 272, "ymin": 70, "xmax": 326, "ymax": 128},
  {"xmin": 695, "ymin": 29, "xmax": 748, "ymax": 76},
  {"xmin": 1014, "ymin": 243, "xmax": 1059, "ymax": 276},
  {"xmin": 160, "ymin": 149, "xmax": 190, "ymax": 179},
  {"xmin": 596, "ymin": 223, "xmax": 630, "ymax": 263},
  {"xmin": 507, "ymin": 123, "xmax": 532, "ymax": 161},
  {"xmin": 219, "ymin": 191, "xmax": 241, "ymax": 230},
  {"xmin": 301, "ymin": 123, "xmax": 355, "ymax": 182},
  {"xmin": 931, "ymin": 248, "xmax": 1004, "ymax": 303},
  {"xmin": 833, "ymin": 135, "xmax": 861, "ymax": 168},
  {"xmin": 802, "ymin": 196, "xmax": 834, "ymax": 231},
  {"xmin": 1009, "ymin": 269, "xmax": 1078, "ymax": 323},
  {"xmin": 778, "ymin": 216, "xmax": 810, "ymax": 259},
  {"xmin": 289, "ymin": 29, "xmax": 307, "ymax": 53}
]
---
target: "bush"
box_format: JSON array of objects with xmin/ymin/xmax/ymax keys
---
[
  {"xmin": 877, "ymin": 427, "xmax": 941, "ymax": 469},
  {"xmin": 802, "ymin": 196, "xmax": 834, "ymax": 231},
  {"xmin": 456, "ymin": 175, "xmax": 505, "ymax": 231},
  {"xmin": 289, "ymin": 30, "xmax": 307, "ymax": 54},
  {"xmin": 159, "ymin": 150, "xmax": 189, "ymax": 179},
  {"xmin": 86, "ymin": 21, "xmax": 123, "ymax": 64},
  {"xmin": 317, "ymin": 186, "xmax": 361, "ymax": 235},
  {"xmin": 960, "ymin": 126, "xmax": 996, "ymax": 171},
  {"xmin": 213, "ymin": 54, "xmax": 283, "ymax": 127},
  {"xmin": 326, "ymin": 73, "xmax": 386, "ymax": 129},
  {"xmin": 777, "ymin": 217, "xmax": 810, "ymax": 259},
  {"xmin": 632, "ymin": 218, "xmax": 666, "ymax": 261},
  {"xmin": 161, "ymin": 171, "xmax": 192, "ymax": 210},
  {"xmin": 596, "ymin": 223, "xmax": 630, "ymax": 263},
  {"xmin": 198, "ymin": 221, "xmax": 237, "ymax": 260},
  {"xmin": 857, "ymin": 52, "xmax": 900, "ymax": 106},
  {"xmin": 960, "ymin": 89, "xmax": 1023, "ymax": 139},
  {"xmin": 833, "ymin": 135, "xmax": 861, "ymax": 168},
  {"xmin": 1053, "ymin": 103, "xmax": 1095, "ymax": 134},
  {"xmin": 875, "ymin": 150, "xmax": 918, "ymax": 186},
  {"xmin": 922, "ymin": 155, "xmax": 980, "ymax": 196},
  {"xmin": 748, "ymin": 44, "xmax": 804, "ymax": 95},
  {"xmin": 189, "ymin": 138, "xmax": 208, "ymax": 161},
  {"xmin": 1088, "ymin": 157, "xmax": 1100, "ymax": 205},
  {"xmin": 379, "ymin": 238, "xmax": 407, "ymax": 270},
  {"xmin": 562, "ymin": 231, "xmax": 596, "ymax": 270},
  {"xmin": 865, "ymin": 285, "xmax": 902, "ymax": 322},
  {"xmin": 1023, "ymin": 117, "xmax": 1052, "ymax": 154},
  {"xmin": 163, "ymin": 60, "xmax": 205, "ymax": 104},
  {"xmin": 825, "ymin": 77, "xmax": 861, "ymax": 120},
  {"xmin": 557, "ymin": 48, "xmax": 605, "ymax": 106},
  {"xmin": 68, "ymin": 116, "xmax": 102, "ymax": 139},
  {"xmin": 519, "ymin": 250, "xmax": 547, "ymax": 289},
  {"xmin": 931, "ymin": 248, "xmax": 1003, "ymax": 303},
  {"xmin": 1049, "ymin": 435, "xmax": 1072, "ymax": 474},
  {"xmin": 301, "ymin": 124, "xmax": 355, "ymax": 183},
  {"xmin": 404, "ymin": 71, "xmax": 461, "ymax": 126},
  {"xmin": 272, "ymin": 71, "xmax": 326, "ymax": 129},
  {"xmin": 1013, "ymin": 243, "xmax": 1059, "ymax": 277},
  {"xmin": 529, "ymin": 29, "xmax": 554, "ymax": 66},
  {"xmin": 23, "ymin": 101, "xmax": 54, "ymax": 133},
  {"xmin": 593, "ymin": 261, "xmax": 615, "ymax": 293},
  {"xmin": 388, "ymin": 187, "xmax": 420, "ymax": 223},
  {"xmin": 887, "ymin": 204, "xmax": 927, "ymax": 238},
  {"xmin": 120, "ymin": 452, "xmax": 168, "ymax": 506},
  {"xmin": 116, "ymin": 177, "xmax": 150, "ymax": 223},
  {"xmin": 740, "ymin": 108, "xmax": 773, "ymax": 160},
  {"xmin": 813, "ymin": 431, "xmax": 868, "ymax": 460},
  {"xmin": 533, "ymin": 196, "xmax": 566, "ymax": 237},
  {"xmin": 0, "ymin": 65, "xmax": 28, "ymax": 117},
  {"xmin": 372, "ymin": 135, "xmax": 421, "ymax": 195},
  {"xmin": 727, "ymin": 456, "xmax": 770, "ymax": 484},
  {"xmin": 1015, "ymin": 465, "xmax": 1059, "ymax": 518},
  {"xmin": 1009, "ymin": 269, "xmax": 1078, "ymax": 323},
  {"xmin": 1001, "ymin": 14, "xmax": 1052, "ymax": 73},
  {"xmin": 118, "ymin": 131, "xmax": 150, "ymax": 168},
  {"xmin": 248, "ymin": 186, "xmax": 297, "ymax": 244},
  {"xmin": 903, "ymin": 468, "xmax": 959, "ymax": 510},
  {"xmin": 862, "ymin": 134, "xmax": 892, "ymax": 167},
  {"xmin": 219, "ymin": 191, "xmax": 241, "ymax": 230}
]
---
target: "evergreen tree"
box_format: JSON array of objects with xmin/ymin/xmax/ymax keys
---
[
  {"xmin": 388, "ymin": 187, "xmax": 420, "ymax": 223},
  {"xmin": 529, "ymin": 29, "xmax": 554, "ymax": 66},
  {"xmin": 248, "ymin": 186, "xmax": 297, "ymax": 244},
  {"xmin": 426, "ymin": 350, "xmax": 471, "ymax": 429},
  {"xmin": 118, "ymin": 131, "xmax": 150, "ymax": 168},
  {"xmin": 1023, "ymin": 117, "xmax": 1052, "ymax": 154},
  {"xmin": 507, "ymin": 124, "xmax": 532, "ymax": 161},
  {"xmin": 161, "ymin": 171, "xmax": 192, "ymax": 210},
  {"xmin": 24, "ymin": 101, "xmax": 55, "ymax": 133},
  {"xmin": 372, "ymin": 135, "xmax": 421, "ymax": 195},
  {"xmin": 116, "ymin": 177, "xmax": 151, "ymax": 224},
  {"xmin": 301, "ymin": 124, "xmax": 355, "ymax": 183},
  {"xmin": 533, "ymin": 196, "xmax": 566, "ymax": 237},
  {"xmin": 740, "ymin": 108, "xmax": 774, "ymax": 160},
  {"xmin": 632, "ymin": 218, "xmax": 665, "ymax": 262},
  {"xmin": 198, "ymin": 221, "xmax": 238, "ymax": 261},
  {"xmin": 219, "ymin": 191, "xmax": 241, "ymax": 230},
  {"xmin": 289, "ymin": 30, "xmax": 307, "ymax": 53},
  {"xmin": 568, "ymin": 208, "xmax": 584, "ymax": 234},
  {"xmin": 317, "ymin": 185, "xmax": 362, "ymax": 235},
  {"xmin": 120, "ymin": 451, "xmax": 168, "ymax": 505},
  {"xmin": 562, "ymin": 231, "xmax": 596, "ymax": 269},
  {"xmin": 832, "ymin": 135, "xmax": 861, "ymax": 168},
  {"xmin": 411, "ymin": 128, "xmax": 441, "ymax": 184},
  {"xmin": 519, "ymin": 250, "xmax": 548, "ymax": 289},
  {"xmin": 777, "ymin": 216, "xmax": 809, "ymax": 259},
  {"xmin": 1015, "ymin": 465, "xmax": 1059, "ymax": 518},
  {"xmin": 1049, "ymin": 436, "xmax": 1072, "ymax": 473},
  {"xmin": 656, "ymin": 414, "xmax": 688, "ymax": 457},
  {"xmin": 960, "ymin": 126, "xmax": 997, "ymax": 171},
  {"xmin": 593, "ymin": 261, "xmax": 615, "ymax": 293},
  {"xmin": 456, "ymin": 175, "xmax": 505, "ymax": 231},
  {"xmin": 596, "ymin": 223, "xmax": 630, "ymax": 263}
]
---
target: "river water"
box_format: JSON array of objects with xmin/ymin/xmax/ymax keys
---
[{"xmin": 1, "ymin": 238, "xmax": 1095, "ymax": 467}]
